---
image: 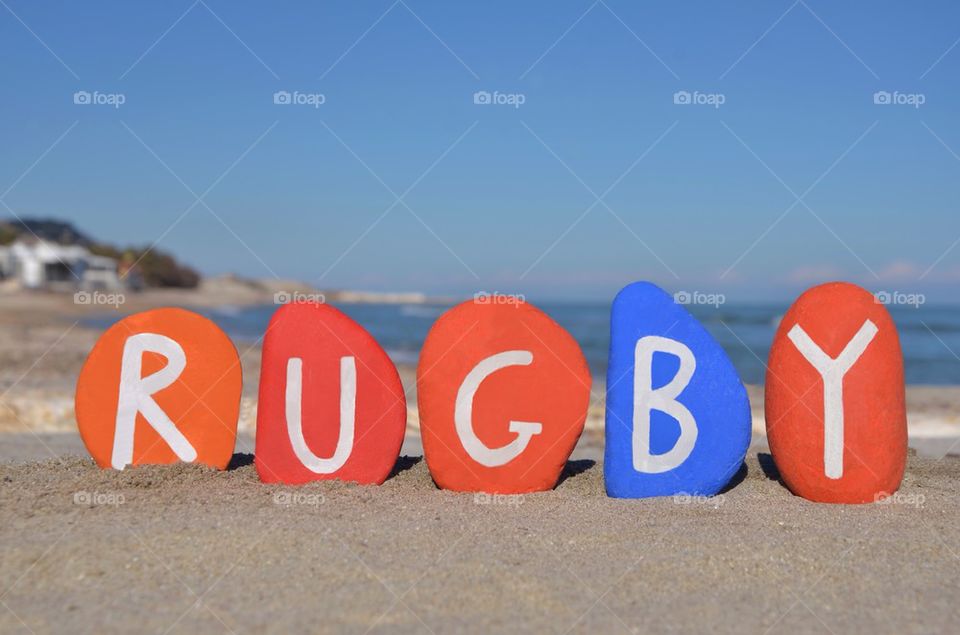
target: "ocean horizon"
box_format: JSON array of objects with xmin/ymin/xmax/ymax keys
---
[{"xmin": 86, "ymin": 300, "xmax": 960, "ymax": 385}]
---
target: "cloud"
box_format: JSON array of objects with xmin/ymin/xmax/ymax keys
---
[
  {"xmin": 875, "ymin": 259, "xmax": 924, "ymax": 282},
  {"xmin": 872, "ymin": 260, "xmax": 960, "ymax": 284},
  {"xmin": 783, "ymin": 260, "xmax": 960, "ymax": 287},
  {"xmin": 784, "ymin": 264, "xmax": 846, "ymax": 284}
]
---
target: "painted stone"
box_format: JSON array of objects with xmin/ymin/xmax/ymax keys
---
[
  {"xmin": 75, "ymin": 308, "xmax": 242, "ymax": 470},
  {"xmin": 604, "ymin": 282, "xmax": 751, "ymax": 498},
  {"xmin": 255, "ymin": 302, "xmax": 406, "ymax": 485},
  {"xmin": 765, "ymin": 282, "xmax": 906, "ymax": 504},
  {"xmin": 418, "ymin": 296, "xmax": 591, "ymax": 493}
]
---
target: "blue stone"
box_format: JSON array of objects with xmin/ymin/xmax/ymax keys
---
[{"xmin": 604, "ymin": 282, "xmax": 751, "ymax": 498}]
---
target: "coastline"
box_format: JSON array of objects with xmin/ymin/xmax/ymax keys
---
[{"xmin": 1, "ymin": 285, "xmax": 957, "ymax": 458}]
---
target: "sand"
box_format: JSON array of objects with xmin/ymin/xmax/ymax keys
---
[
  {"xmin": 2, "ymin": 286, "xmax": 960, "ymax": 633},
  {"xmin": 1, "ymin": 453, "xmax": 958, "ymax": 634}
]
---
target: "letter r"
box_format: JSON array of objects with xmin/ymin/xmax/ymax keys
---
[{"xmin": 112, "ymin": 333, "xmax": 196, "ymax": 470}]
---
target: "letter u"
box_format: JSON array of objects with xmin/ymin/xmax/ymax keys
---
[{"xmin": 285, "ymin": 356, "xmax": 356, "ymax": 473}]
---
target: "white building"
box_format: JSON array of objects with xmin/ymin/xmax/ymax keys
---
[{"xmin": 0, "ymin": 239, "xmax": 123, "ymax": 290}]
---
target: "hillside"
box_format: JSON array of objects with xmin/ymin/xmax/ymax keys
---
[{"xmin": 0, "ymin": 218, "xmax": 200, "ymax": 288}]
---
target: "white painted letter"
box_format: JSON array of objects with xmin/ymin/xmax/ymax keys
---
[
  {"xmin": 787, "ymin": 320, "xmax": 878, "ymax": 479},
  {"xmin": 632, "ymin": 336, "xmax": 698, "ymax": 473},
  {"xmin": 454, "ymin": 351, "xmax": 542, "ymax": 467},
  {"xmin": 285, "ymin": 357, "xmax": 356, "ymax": 474},
  {"xmin": 112, "ymin": 333, "xmax": 196, "ymax": 470}
]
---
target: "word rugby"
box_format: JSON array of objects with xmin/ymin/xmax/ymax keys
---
[{"xmin": 74, "ymin": 282, "xmax": 908, "ymax": 503}]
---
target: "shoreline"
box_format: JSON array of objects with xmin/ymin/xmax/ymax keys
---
[{"xmin": 1, "ymin": 287, "xmax": 958, "ymax": 450}]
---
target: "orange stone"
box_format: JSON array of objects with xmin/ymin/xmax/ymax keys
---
[
  {"xmin": 765, "ymin": 282, "xmax": 907, "ymax": 503},
  {"xmin": 417, "ymin": 297, "xmax": 591, "ymax": 493},
  {"xmin": 75, "ymin": 308, "xmax": 242, "ymax": 470}
]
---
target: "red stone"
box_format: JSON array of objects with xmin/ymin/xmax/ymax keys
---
[
  {"xmin": 255, "ymin": 302, "xmax": 406, "ymax": 485},
  {"xmin": 417, "ymin": 297, "xmax": 591, "ymax": 493},
  {"xmin": 765, "ymin": 282, "xmax": 907, "ymax": 503},
  {"xmin": 75, "ymin": 308, "xmax": 242, "ymax": 470}
]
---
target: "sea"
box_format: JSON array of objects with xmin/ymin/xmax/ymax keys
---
[{"xmin": 161, "ymin": 301, "xmax": 960, "ymax": 386}]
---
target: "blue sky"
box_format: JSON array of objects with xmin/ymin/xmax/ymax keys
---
[{"xmin": 1, "ymin": 1, "xmax": 959, "ymax": 301}]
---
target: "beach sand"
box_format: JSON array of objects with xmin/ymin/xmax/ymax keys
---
[
  {"xmin": 1, "ymin": 453, "xmax": 959, "ymax": 634},
  {"xmin": 2, "ymin": 286, "xmax": 960, "ymax": 633}
]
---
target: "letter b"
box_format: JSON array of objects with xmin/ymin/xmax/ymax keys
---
[{"xmin": 632, "ymin": 336, "xmax": 697, "ymax": 473}]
